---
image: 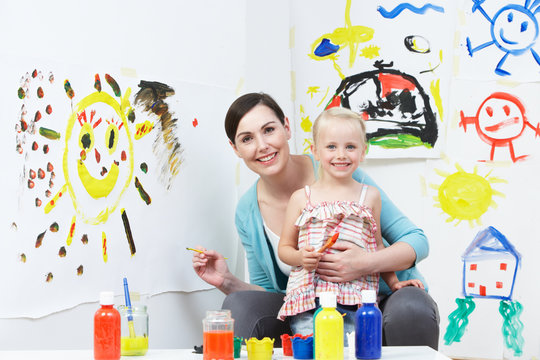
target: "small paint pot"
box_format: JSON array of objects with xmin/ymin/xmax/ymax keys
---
[
  {"xmin": 233, "ymin": 337, "xmax": 243, "ymax": 358},
  {"xmin": 246, "ymin": 337, "xmax": 274, "ymax": 360},
  {"xmin": 291, "ymin": 335, "xmax": 313, "ymax": 359},
  {"xmin": 280, "ymin": 334, "xmax": 293, "ymax": 356}
]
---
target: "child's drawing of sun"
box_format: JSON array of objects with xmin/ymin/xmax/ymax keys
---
[{"xmin": 430, "ymin": 163, "xmax": 507, "ymax": 227}]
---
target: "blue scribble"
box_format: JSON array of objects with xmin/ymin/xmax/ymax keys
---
[
  {"xmin": 314, "ymin": 38, "xmax": 340, "ymax": 57},
  {"xmin": 377, "ymin": 3, "xmax": 445, "ymax": 18}
]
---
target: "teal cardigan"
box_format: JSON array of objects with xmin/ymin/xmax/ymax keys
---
[{"xmin": 234, "ymin": 155, "xmax": 428, "ymax": 295}]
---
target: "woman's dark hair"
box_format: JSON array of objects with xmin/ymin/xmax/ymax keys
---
[{"xmin": 225, "ymin": 92, "xmax": 285, "ymax": 144}]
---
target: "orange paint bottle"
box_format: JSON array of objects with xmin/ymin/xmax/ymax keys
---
[{"xmin": 94, "ymin": 291, "xmax": 121, "ymax": 360}]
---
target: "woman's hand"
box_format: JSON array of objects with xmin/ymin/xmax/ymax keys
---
[
  {"xmin": 316, "ymin": 241, "xmax": 371, "ymax": 282},
  {"xmin": 301, "ymin": 245, "xmax": 323, "ymax": 272},
  {"xmin": 191, "ymin": 246, "xmax": 230, "ymax": 288}
]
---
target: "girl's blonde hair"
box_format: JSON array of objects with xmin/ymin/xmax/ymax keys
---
[{"xmin": 312, "ymin": 107, "xmax": 367, "ymax": 147}]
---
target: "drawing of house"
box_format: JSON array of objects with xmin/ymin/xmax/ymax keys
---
[{"xmin": 461, "ymin": 226, "xmax": 521, "ymax": 300}]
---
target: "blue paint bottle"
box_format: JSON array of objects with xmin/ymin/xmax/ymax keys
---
[{"xmin": 355, "ymin": 289, "xmax": 382, "ymax": 359}]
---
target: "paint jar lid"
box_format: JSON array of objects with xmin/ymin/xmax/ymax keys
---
[
  {"xmin": 361, "ymin": 289, "xmax": 377, "ymax": 303},
  {"xmin": 99, "ymin": 291, "xmax": 115, "ymax": 305},
  {"xmin": 319, "ymin": 292, "xmax": 337, "ymax": 308}
]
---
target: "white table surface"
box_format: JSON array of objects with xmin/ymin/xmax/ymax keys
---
[{"xmin": 0, "ymin": 346, "xmax": 452, "ymax": 359}]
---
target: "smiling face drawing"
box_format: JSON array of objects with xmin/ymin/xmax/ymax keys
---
[
  {"xmin": 475, "ymin": 93, "xmax": 526, "ymax": 142},
  {"xmin": 491, "ymin": 5, "xmax": 538, "ymax": 53},
  {"xmin": 64, "ymin": 91, "xmax": 134, "ymax": 224}
]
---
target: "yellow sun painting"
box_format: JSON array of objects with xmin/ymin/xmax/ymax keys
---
[{"xmin": 430, "ymin": 163, "xmax": 507, "ymax": 227}]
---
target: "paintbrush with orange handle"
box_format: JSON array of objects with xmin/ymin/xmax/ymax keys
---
[{"xmin": 318, "ymin": 232, "xmax": 339, "ymax": 253}]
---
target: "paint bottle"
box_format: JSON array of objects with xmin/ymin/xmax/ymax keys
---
[
  {"xmin": 94, "ymin": 291, "xmax": 121, "ymax": 360},
  {"xmin": 355, "ymin": 289, "xmax": 382, "ymax": 359},
  {"xmin": 203, "ymin": 310, "xmax": 234, "ymax": 360},
  {"xmin": 314, "ymin": 292, "xmax": 343, "ymax": 360}
]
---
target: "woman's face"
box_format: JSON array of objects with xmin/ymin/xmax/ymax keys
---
[{"xmin": 230, "ymin": 104, "xmax": 291, "ymax": 177}]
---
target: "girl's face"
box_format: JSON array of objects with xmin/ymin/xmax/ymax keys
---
[
  {"xmin": 312, "ymin": 118, "xmax": 366, "ymax": 180},
  {"xmin": 230, "ymin": 104, "xmax": 291, "ymax": 177}
]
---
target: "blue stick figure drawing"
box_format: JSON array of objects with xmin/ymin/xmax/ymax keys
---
[{"xmin": 466, "ymin": 0, "xmax": 540, "ymax": 76}]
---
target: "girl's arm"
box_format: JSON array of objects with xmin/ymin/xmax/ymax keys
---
[{"xmin": 278, "ymin": 190, "xmax": 322, "ymax": 271}]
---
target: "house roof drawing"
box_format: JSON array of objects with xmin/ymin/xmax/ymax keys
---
[{"xmin": 462, "ymin": 226, "xmax": 521, "ymax": 262}]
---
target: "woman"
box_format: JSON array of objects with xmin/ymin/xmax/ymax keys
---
[{"xmin": 192, "ymin": 92, "xmax": 440, "ymax": 348}]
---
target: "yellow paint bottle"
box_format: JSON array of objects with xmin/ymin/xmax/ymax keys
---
[{"xmin": 314, "ymin": 292, "xmax": 343, "ymax": 360}]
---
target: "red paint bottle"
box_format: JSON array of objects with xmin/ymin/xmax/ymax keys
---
[{"xmin": 94, "ymin": 291, "xmax": 121, "ymax": 360}]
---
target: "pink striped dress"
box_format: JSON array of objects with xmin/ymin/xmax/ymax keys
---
[{"xmin": 278, "ymin": 184, "xmax": 378, "ymax": 320}]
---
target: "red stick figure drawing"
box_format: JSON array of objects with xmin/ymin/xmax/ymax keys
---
[{"xmin": 460, "ymin": 92, "xmax": 540, "ymax": 162}]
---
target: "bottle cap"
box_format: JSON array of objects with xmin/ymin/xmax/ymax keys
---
[
  {"xmin": 361, "ymin": 289, "xmax": 377, "ymax": 303},
  {"xmin": 99, "ymin": 291, "xmax": 115, "ymax": 305},
  {"xmin": 319, "ymin": 292, "xmax": 337, "ymax": 308}
]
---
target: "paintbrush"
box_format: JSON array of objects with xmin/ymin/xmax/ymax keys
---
[
  {"xmin": 318, "ymin": 232, "xmax": 339, "ymax": 253},
  {"xmin": 186, "ymin": 247, "xmax": 228, "ymax": 259},
  {"xmin": 123, "ymin": 277, "xmax": 136, "ymax": 338}
]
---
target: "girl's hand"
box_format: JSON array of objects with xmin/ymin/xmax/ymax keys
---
[
  {"xmin": 316, "ymin": 241, "xmax": 370, "ymax": 282},
  {"xmin": 390, "ymin": 279, "xmax": 425, "ymax": 292},
  {"xmin": 301, "ymin": 245, "xmax": 323, "ymax": 272},
  {"xmin": 191, "ymin": 246, "xmax": 230, "ymax": 288}
]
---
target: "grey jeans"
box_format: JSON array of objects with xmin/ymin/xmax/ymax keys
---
[{"xmin": 222, "ymin": 286, "xmax": 440, "ymax": 349}]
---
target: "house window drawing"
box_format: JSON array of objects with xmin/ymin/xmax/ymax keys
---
[{"xmin": 445, "ymin": 226, "xmax": 524, "ymax": 357}]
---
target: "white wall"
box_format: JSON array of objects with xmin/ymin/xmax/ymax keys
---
[{"xmin": 0, "ymin": 0, "xmax": 246, "ymax": 350}]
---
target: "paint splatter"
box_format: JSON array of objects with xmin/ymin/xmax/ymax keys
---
[
  {"xmin": 47, "ymin": 162, "xmax": 54, "ymax": 172},
  {"xmin": 46, "ymin": 104, "xmax": 53, "ymax": 114},
  {"xmin": 37, "ymin": 87, "xmax": 44, "ymax": 98},
  {"xmin": 77, "ymin": 265, "xmax": 84, "ymax": 276},
  {"xmin": 134, "ymin": 80, "xmax": 182, "ymax": 189},
  {"xmin": 81, "ymin": 234, "xmax": 88, "ymax": 245},
  {"xmin": 35, "ymin": 111, "xmax": 42, "ymax": 122},
  {"xmin": 444, "ymin": 297, "xmax": 476, "ymax": 345},
  {"xmin": 121, "ymin": 209, "xmax": 136, "ymax": 256},
  {"xmin": 192, "ymin": 118, "xmax": 198, "ymax": 127},
  {"xmin": 105, "ymin": 74, "xmax": 121, "ymax": 97},
  {"xmin": 59, "ymin": 246, "xmax": 66, "ymax": 257},
  {"xmin": 50, "ymin": 222, "xmax": 59, "ymax": 232},
  {"xmin": 102, "ymin": 232, "xmax": 108, "ymax": 262},
  {"xmin": 43, "ymin": 144, "xmax": 49, "ymax": 154},
  {"xmin": 140, "ymin": 163, "xmax": 148, "ymax": 174},
  {"xmin": 38, "ymin": 168, "xmax": 45, "ymax": 179},
  {"xmin": 46, "ymin": 272, "xmax": 53, "ymax": 282},
  {"xmin": 32, "ymin": 141, "xmax": 38, "ymax": 151},
  {"xmin": 94, "ymin": 74, "xmax": 102, "ymax": 92},
  {"xmin": 134, "ymin": 177, "xmax": 151, "ymax": 205},
  {"xmin": 29, "ymin": 169, "xmax": 36, "ymax": 179},
  {"xmin": 39, "ymin": 127, "xmax": 61, "ymax": 140},
  {"xmin": 500, "ymin": 300, "xmax": 524, "ymax": 356},
  {"xmin": 36, "ymin": 231, "xmax": 47, "ymax": 249},
  {"xmin": 35, "ymin": 198, "xmax": 42, "ymax": 207},
  {"xmin": 28, "ymin": 180, "xmax": 35, "ymax": 189},
  {"xmin": 134, "ymin": 121, "xmax": 154, "ymax": 140},
  {"xmin": 17, "ymin": 87, "xmax": 26, "ymax": 99},
  {"xmin": 20, "ymin": 254, "xmax": 26, "ymax": 263},
  {"xmin": 67, "ymin": 216, "xmax": 76, "ymax": 246},
  {"xmin": 64, "ymin": 80, "xmax": 75, "ymax": 99}
]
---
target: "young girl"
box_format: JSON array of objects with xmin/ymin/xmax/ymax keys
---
[{"xmin": 277, "ymin": 107, "xmax": 424, "ymax": 338}]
